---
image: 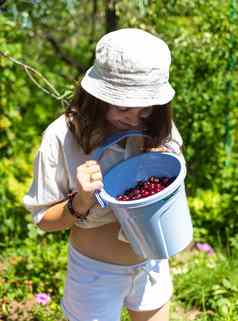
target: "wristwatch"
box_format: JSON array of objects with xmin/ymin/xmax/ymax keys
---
[{"xmin": 67, "ymin": 192, "xmax": 89, "ymax": 222}]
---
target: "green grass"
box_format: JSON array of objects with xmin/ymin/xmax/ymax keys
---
[{"xmin": 170, "ymin": 249, "xmax": 238, "ymax": 321}]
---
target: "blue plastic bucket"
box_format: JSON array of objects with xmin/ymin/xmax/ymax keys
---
[{"xmin": 93, "ymin": 131, "xmax": 193, "ymax": 259}]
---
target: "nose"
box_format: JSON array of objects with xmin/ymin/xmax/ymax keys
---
[{"xmin": 125, "ymin": 109, "xmax": 141, "ymax": 126}]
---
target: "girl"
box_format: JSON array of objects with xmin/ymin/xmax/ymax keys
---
[{"xmin": 23, "ymin": 28, "xmax": 184, "ymax": 321}]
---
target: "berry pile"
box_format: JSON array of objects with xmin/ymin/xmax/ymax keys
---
[{"xmin": 116, "ymin": 176, "xmax": 176, "ymax": 201}]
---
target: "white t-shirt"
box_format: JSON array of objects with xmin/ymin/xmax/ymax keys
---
[{"xmin": 23, "ymin": 114, "xmax": 183, "ymax": 238}]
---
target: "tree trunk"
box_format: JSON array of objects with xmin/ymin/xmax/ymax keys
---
[
  {"xmin": 105, "ymin": 0, "xmax": 118, "ymax": 33},
  {"xmin": 90, "ymin": 0, "xmax": 98, "ymax": 43}
]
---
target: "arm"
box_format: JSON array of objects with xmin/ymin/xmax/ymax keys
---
[
  {"xmin": 37, "ymin": 160, "xmax": 103, "ymax": 232},
  {"xmin": 37, "ymin": 196, "xmax": 84, "ymax": 232},
  {"xmin": 23, "ymin": 121, "xmax": 104, "ymax": 233}
]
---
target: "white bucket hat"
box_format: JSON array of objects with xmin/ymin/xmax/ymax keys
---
[{"xmin": 81, "ymin": 28, "xmax": 175, "ymax": 107}]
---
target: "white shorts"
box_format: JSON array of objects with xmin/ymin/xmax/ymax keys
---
[{"xmin": 61, "ymin": 243, "xmax": 173, "ymax": 321}]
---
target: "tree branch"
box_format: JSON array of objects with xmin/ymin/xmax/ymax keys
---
[
  {"xmin": 0, "ymin": 50, "xmax": 70, "ymax": 106},
  {"xmin": 44, "ymin": 32, "xmax": 87, "ymax": 73}
]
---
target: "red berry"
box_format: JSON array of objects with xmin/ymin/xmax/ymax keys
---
[
  {"xmin": 149, "ymin": 176, "xmax": 160, "ymax": 183},
  {"xmin": 143, "ymin": 182, "xmax": 151, "ymax": 190},
  {"xmin": 136, "ymin": 180, "xmax": 145, "ymax": 189},
  {"xmin": 116, "ymin": 175, "xmax": 173, "ymax": 201},
  {"xmin": 142, "ymin": 190, "xmax": 150, "ymax": 197},
  {"xmin": 125, "ymin": 188, "xmax": 134, "ymax": 195},
  {"xmin": 128, "ymin": 192, "xmax": 135, "ymax": 199},
  {"xmin": 161, "ymin": 177, "xmax": 170, "ymax": 185},
  {"xmin": 133, "ymin": 188, "xmax": 141, "ymax": 195},
  {"xmin": 150, "ymin": 183, "xmax": 156, "ymax": 190}
]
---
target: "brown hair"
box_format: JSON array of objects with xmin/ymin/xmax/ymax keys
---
[{"xmin": 65, "ymin": 85, "xmax": 172, "ymax": 154}]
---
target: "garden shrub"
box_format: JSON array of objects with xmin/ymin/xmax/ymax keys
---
[{"xmin": 118, "ymin": 0, "xmax": 238, "ymax": 244}]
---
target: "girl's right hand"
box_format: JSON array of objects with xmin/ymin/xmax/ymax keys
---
[{"xmin": 74, "ymin": 160, "xmax": 104, "ymax": 211}]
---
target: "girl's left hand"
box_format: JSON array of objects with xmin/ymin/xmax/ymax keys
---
[
  {"xmin": 144, "ymin": 144, "xmax": 180, "ymax": 154},
  {"xmin": 145, "ymin": 145, "xmax": 171, "ymax": 153},
  {"xmin": 142, "ymin": 137, "xmax": 181, "ymax": 155}
]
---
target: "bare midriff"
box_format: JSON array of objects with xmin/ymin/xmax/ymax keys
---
[{"xmin": 69, "ymin": 223, "xmax": 145, "ymax": 265}]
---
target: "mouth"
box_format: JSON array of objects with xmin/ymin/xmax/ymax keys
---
[
  {"xmin": 117, "ymin": 121, "xmax": 141, "ymax": 129},
  {"xmin": 117, "ymin": 121, "xmax": 130, "ymax": 128}
]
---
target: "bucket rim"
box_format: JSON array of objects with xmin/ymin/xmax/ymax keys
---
[{"xmin": 98, "ymin": 152, "xmax": 186, "ymax": 208}]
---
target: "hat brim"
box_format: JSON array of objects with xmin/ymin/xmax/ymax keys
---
[{"xmin": 81, "ymin": 66, "xmax": 175, "ymax": 107}]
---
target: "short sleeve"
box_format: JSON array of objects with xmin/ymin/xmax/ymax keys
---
[
  {"xmin": 171, "ymin": 121, "xmax": 183, "ymax": 145},
  {"xmin": 165, "ymin": 121, "xmax": 183, "ymax": 154},
  {"xmin": 23, "ymin": 129, "xmax": 69, "ymax": 224}
]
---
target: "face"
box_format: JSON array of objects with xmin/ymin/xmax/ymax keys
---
[{"xmin": 105, "ymin": 105, "xmax": 153, "ymax": 131}]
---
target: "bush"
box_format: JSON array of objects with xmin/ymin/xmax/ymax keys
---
[{"xmin": 118, "ymin": 0, "xmax": 238, "ymax": 243}]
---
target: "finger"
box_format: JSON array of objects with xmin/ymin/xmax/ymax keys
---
[
  {"xmin": 76, "ymin": 162, "xmax": 102, "ymax": 188},
  {"xmin": 145, "ymin": 146, "xmax": 168, "ymax": 152},
  {"xmin": 77, "ymin": 164, "xmax": 100, "ymax": 179},
  {"xmin": 90, "ymin": 171, "xmax": 103, "ymax": 182},
  {"xmin": 86, "ymin": 164, "xmax": 102, "ymax": 174},
  {"xmin": 83, "ymin": 181, "xmax": 104, "ymax": 192},
  {"xmin": 85, "ymin": 160, "xmax": 99, "ymax": 167},
  {"xmin": 152, "ymin": 147, "xmax": 167, "ymax": 152},
  {"xmin": 76, "ymin": 168, "xmax": 91, "ymax": 184}
]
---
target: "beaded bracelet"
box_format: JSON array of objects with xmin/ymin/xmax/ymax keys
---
[{"xmin": 67, "ymin": 192, "xmax": 89, "ymax": 222}]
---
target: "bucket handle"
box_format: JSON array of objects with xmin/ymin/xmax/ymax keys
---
[
  {"xmin": 92, "ymin": 130, "xmax": 147, "ymax": 208},
  {"xmin": 92, "ymin": 130, "xmax": 146, "ymax": 161}
]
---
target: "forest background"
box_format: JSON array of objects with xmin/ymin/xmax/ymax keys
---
[{"xmin": 0, "ymin": 0, "xmax": 238, "ymax": 320}]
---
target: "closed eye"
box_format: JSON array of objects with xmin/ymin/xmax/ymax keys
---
[
  {"xmin": 115, "ymin": 107, "xmax": 153, "ymax": 116},
  {"xmin": 116, "ymin": 107, "xmax": 130, "ymax": 112}
]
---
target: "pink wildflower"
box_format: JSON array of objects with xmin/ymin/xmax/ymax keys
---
[
  {"xmin": 195, "ymin": 242, "xmax": 214, "ymax": 256},
  {"xmin": 35, "ymin": 293, "xmax": 51, "ymax": 305}
]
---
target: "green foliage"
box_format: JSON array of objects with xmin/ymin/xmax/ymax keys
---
[
  {"xmin": 1, "ymin": 231, "xmax": 67, "ymax": 299},
  {"xmin": 0, "ymin": 15, "xmax": 58, "ymax": 245},
  {"xmin": 0, "ymin": 233, "xmax": 67, "ymax": 321},
  {"xmin": 0, "ymin": 1, "xmax": 238, "ymax": 319},
  {"xmin": 171, "ymin": 250, "xmax": 238, "ymax": 320},
  {"xmin": 0, "ymin": 0, "xmax": 108, "ymax": 244},
  {"xmin": 117, "ymin": 0, "xmax": 238, "ymax": 244}
]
